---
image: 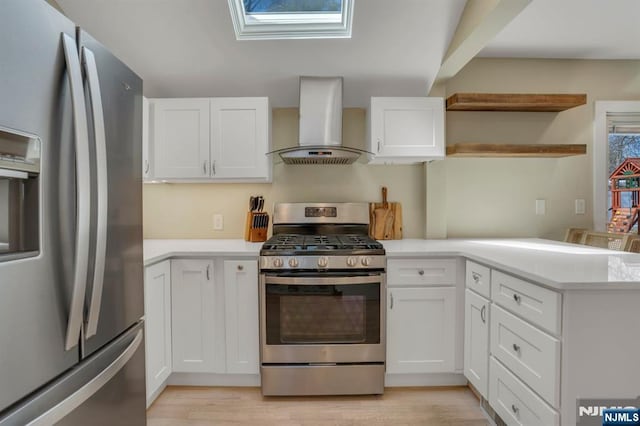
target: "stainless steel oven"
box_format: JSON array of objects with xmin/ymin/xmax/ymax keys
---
[{"xmin": 258, "ymin": 203, "xmax": 386, "ymax": 396}]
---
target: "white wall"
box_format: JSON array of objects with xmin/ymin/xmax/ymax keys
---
[
  {"xmin": 144, "ymin": 109, "xmax": 426, "ymax": 239},
  {"xmin": 428, "ymin": 58, "xmax": 640, "ymax": 240}
]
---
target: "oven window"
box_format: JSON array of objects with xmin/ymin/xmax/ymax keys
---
[{"xmin": 265, "ymin": 283, "xmax": 380, "ymax": 345}]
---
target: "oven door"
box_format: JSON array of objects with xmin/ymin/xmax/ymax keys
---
[{"xmin": 260, "ymin": 273, "xmax": 386, "ymax": 364}]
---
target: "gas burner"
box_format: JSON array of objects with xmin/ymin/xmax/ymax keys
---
[{"xmin": 261, "ymin": 233, "xmax": 384, "ymax": 256}]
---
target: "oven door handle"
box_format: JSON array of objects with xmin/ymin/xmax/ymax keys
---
[{"xmin": 263, "ymin": 275, "xmax": 383, "ymax": 285}]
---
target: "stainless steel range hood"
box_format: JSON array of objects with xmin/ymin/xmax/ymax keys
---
[{"xmin": 269, "ymin": 76, "xmax": 369, "ymax": 165}]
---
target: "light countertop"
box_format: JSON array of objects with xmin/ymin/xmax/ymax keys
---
[
  {"xmin": 144, "ymin": 238, "xmax": 640, "ymax": 291},
  {"xmin": 144, "ymin": 239, "xmax": 262, "ymax": 266}
]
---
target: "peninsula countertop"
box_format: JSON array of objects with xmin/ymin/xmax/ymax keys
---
[{"xmin": 143, "ymin": 238, "xmax": 640, "ymax": 291}]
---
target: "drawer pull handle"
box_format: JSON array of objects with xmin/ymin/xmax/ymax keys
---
[
  {"xmin": 390, "ymin": 292, "xmax": 394, "ymax": 310},
  {"xmin": 206, "ymin": 264, "xmax": 211, "ymax": 280},
  {"xmin": 472, "ymin": 272, "xmax": 481, "ymax": 282},
  {"xmin": 237, "ymin": 265, "xmax": 244, "ymax": 271},
  {"xmin": 512, "ymin": 343, "xmax": 521, "ymax": 353},
  {"xmin": 418, "ymin": 270, "xmax": 425, "ymax": 276},
  {"xmin": 480, "ymin": 305, "xmax": 486, "ymax": 324},
  {"xmin": 511, "ymin": 404, "xmax": 519, "ymax": 415},
  {"xmin": 513, "ymin": 293, "xmax": 522, "ymax": 304}
]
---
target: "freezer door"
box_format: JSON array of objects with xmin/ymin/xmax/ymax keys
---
[
  {"xmin": 0, "ymin": 322, "xmax": 146, "ymax": 426},
  {"xmin": 0, "ymin": 0, "xmax": 81, "ymax": 412},
  {"xmin": 78, "ymin": 30, "xmax": 145, "ymax": 358}
]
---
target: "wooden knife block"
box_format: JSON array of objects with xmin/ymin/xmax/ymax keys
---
[{"xmin": 244, "ymin": 212, "xmax": 268, "ymax": 242}]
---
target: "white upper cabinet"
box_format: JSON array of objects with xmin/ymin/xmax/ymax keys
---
[
  {"xmin": 148, "ymin": 97, "xmax": 271, "ymax": 182},
  {"xmin": 142, "ymin": 96, "xmax": 151, "ymax": 180},
  {"xmin": 211, "ymin": 98, "xmax": 270, "ymax": 181},
  {"xmin": 152, "ymin": 98, "xmax": 210, "ymax": 179},
  {"xmin": 368, "ymin": 97, "xmax": 445, "ymax": 164}
]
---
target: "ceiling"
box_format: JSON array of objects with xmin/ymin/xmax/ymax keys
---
[
  {"xmin": 479, "ymin": 0, "xmax": 640, "ymax": 59},
  {"xmin": 56, "ymin": 0, "xmax": 640, "ymax": 105},
  {"xmin": 57, "ymin": 0, "xmax": 466, "ymax": 107}
]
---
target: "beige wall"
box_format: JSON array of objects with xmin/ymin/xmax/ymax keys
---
[
  {"xmin": 144, "ymin": 109, "xmax": 425, "ymax": 239},
  {"xmin": 428, "ymin": 58, "xmax": 640, "ymax": 240}
]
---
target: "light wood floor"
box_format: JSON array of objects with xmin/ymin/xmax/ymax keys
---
[{"xmin": 147, "ymin": 386, "xmax": 489, "ymax": 426}]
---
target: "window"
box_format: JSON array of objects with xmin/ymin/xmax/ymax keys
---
[
  {"xmin": 227, "ymin": 0, "xmax": 354, "ymax": 40},
  {"xmin": 594, "ymin": 102, "xmax": 640, "ymax": 232}
]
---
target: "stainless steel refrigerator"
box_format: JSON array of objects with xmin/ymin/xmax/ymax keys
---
[{"xmin": 0, "ymin": 0, "xmax": 145, "ymax": 424}]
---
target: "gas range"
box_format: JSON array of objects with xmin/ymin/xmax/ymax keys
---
[
  {"xmin": 258, "ymin": 202, "xmax": 387, "ymax": 396},
  {"xmin": 259, "ymin": 203, "xmax": 386, "ymax": 271}
]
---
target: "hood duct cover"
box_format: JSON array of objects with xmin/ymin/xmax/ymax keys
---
[{"xmin": 268, "ymin": 76, "xmax": 370, "ymax": 165}]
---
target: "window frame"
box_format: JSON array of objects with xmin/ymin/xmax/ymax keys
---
[
  {"xmin": 227, "ymin": 0, "xmax": 354, "ymax": 40},
  {"xmin": 593, "ymin": 101, "xmax": 640, "ymax": 231}
]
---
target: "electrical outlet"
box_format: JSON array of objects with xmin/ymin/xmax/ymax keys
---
[
  {"xmin": 575, "ymin": 199, "xmax": 586, "ymax": 215},
  {"xmin": 535, "ymin": 199, "xmax": 546, "ymax": 215},
  {"xmin": 213, "ymin": 214, "xmax": 223, "ymax": 230}
]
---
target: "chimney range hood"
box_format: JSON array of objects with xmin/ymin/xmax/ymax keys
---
[{"xmin": 269, "ymin": 76, "xmax": 370, "ymax": 165}]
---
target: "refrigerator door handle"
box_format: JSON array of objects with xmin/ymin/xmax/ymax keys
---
[
  {"xmin": 61, "ymin": 33, "xmax": 91, "ymax": 351},
  {"xmin": 81, "ymin": 46, "xmax": 108, "ymax": 339},
  {"xmin": 26, "ymin": 330, "xmax": 143, "ymax": 426}
]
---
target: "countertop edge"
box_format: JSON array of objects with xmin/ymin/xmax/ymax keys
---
[{"xmin": 144, "ymin": 239, "xmax": 640, "ymax": 291}]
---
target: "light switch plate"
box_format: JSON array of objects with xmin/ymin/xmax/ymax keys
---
[
  {"xmin": 575, "ymin": 199, "xmax": 586, "ymax": 215},
  {"xmin": 213, "ymin": 214, "xmax": 224, "ymax": 230},
  {"xmin": 535, "ymin": 199, "xmax": 546, "ymax": 215}
]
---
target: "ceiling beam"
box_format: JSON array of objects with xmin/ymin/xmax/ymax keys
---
[{"xmin": 434, "ymin": 0, "xmax": 531, "ymax": 84}]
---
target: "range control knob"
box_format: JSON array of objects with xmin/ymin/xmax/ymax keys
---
[
  {"xmin": 361, "ymin": 256, "xmax": 372, "ymax": 266},
  {"xmin": 288, "ymin": 258, "xmax": 299, "ymax": 268},
  {"xmin": 273, "ymin": 258, "xmax": 283, "ymax": 268},
  {"xmin": 318, "ymin": 256, "xmax": 329, "ymax": 268},
  {"xmin": 346, "ymin": 256, "xmax": 358, "ymax": 267}
]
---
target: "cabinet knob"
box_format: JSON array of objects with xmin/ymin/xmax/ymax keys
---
[
  {"xmin": 513, "ymin": 293, "xmax": 522, "ymax": 304},
  {"xmin": 418, "ymin": 270, "xmax": 425, "ymax": 276},
  {"xmin": 512, "ymin": 343, "xmax": 521, "ymax": 353},
  {"xmin": 511, "ymin": 404, "xmax": 519, "ymax": 415},
  {"xmin": 237, "ymin": 264, "xmax": 244, "ymax": 271},
  {"xmin": 472, "ymin": 272, "xmax": 481, "ymax": 282}
]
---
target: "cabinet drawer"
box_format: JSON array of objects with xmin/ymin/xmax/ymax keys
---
[
  {"xmin": 489, "ymin": 357, "xmax": 559, "ymax": 426},
  {"xmin": 491, "ymin": 271, "xmax": 561, "ymax": 335},
  {"xmin": 387, "ymin": 259, "xmax": 456, "ymax": 287},
  {"xmin": 490, "ymin": 305, "xmax": 560, "ymax": 408},
  {"xmin": 465, "ymin": 260, "xmax": 491, "ymax": 298}
]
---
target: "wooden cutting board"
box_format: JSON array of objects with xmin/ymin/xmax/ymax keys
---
[{"xmin": 369, "ymin": 187, "xmax": 403, "ymax": 240}]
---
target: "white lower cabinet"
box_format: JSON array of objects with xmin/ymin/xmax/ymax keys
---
[
  {"xmin": 386, "ymin": 287, "xmax": 456, "ymax": 374},
  {"xmin": 144, "ymin": 260, "xmax": 172, "ymax": 406},
  {"xmin": 489, "ymin": 357, "xmax": 559, "ymax": 426},
  {"xmin": 171, "ymin": 259, "xmax": 219, "ymax": 373},
  {"xmin": 223, "ymin": 260, "xmax": 259, "ymax": 374},
  {"xmin": 463, "ymin": 289, "xmax": 489, "ymax": 398}
]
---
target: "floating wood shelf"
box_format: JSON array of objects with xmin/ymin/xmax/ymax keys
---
[
  {"xmin": 446, "ymin": 93, "xmax": 587, "ymax": 112},
  {"xmin": 446, "ymin": 143, "xmax": 587, "ymax": 158}
]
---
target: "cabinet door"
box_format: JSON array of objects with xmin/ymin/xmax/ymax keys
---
[
  {"xmin": 144, "ymin": 261, "xmax": 171, "ymax": 405},
  {"xmin": 142, "ymin": 96, "xmax": 151, "ymax": 180},
  {"xmin": 223, "ymin": 260, "xmax": 259, "ymax": 374},
  {"xmin": 210, "ymin": 97, "xmax": 270, "ymax": 181},
  {"xmin": 171, "ymin": 259, "xmax": 217, "ymax": 373},
  {"xmin": 152, "ymin": 98, "xmax": 210, "ymax": 178},
  {"xmin": 387, "ymin": 287, "xmax": 456, "ymax": 374},
  {"xmin": 369, "ymin": 97, "xmax": 444, "ymax": 163},
  {"xmin": 464, "ymin": 289, "xmax": 490, "ymax": 398}
]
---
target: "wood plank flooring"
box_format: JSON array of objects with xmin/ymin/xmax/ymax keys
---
[{"xmin": 147, "ymin": 386, "xmax": 489, "ymax": 426}]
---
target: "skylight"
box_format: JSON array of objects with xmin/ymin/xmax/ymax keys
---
[{"xmin": 228, "ymin": 0, "xmax": 354, "ymax": 40}]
